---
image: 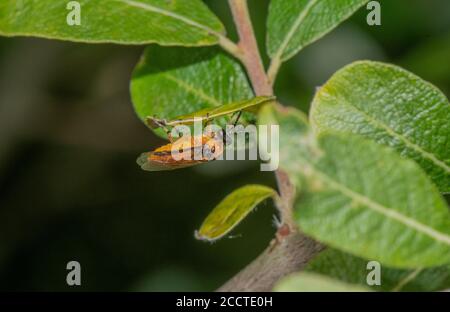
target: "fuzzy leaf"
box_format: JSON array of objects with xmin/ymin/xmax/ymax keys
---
[
  {"xmin": 263, "ymin": 105, "xmax": 450, "ymax": 268},
  {"xmin": 267, "ymin": 0, "xmax": 368, "ymax": 62},
  {"xmin": 0, "ymin": 0, "xmax": 224, "ymax": 46},
  {"xmin": 311, "ymin": 61, "xmax": 450, "ymax": 193},
  {"xmin": 196, "ymin": 185, "xmax": 276, "ymax": 242}
]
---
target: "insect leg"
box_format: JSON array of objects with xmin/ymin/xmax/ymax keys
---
[
  {"xmin": 233, "ymin": 111, "xmax": 243, "ymax": 127},
  {"xmin": 153, "ymin": 119, "xmax": 174, "ymax": 142},
  {"xmin": 203, "ymin": 112, "xmax": 212, "ymax": 127}
]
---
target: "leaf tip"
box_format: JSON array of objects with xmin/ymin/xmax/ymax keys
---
[{"xmin": 194, "ymin": 229, "xmax": 219, "ymax": 243}]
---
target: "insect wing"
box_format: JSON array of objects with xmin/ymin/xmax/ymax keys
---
[{"xmin": 137, "ymin": 135, "xmax": 224, "ymax": 171}]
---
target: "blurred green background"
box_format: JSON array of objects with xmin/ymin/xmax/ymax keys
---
[{"xmin": 0, "ymin": 0, "xmax": 449, "ymax": 291}]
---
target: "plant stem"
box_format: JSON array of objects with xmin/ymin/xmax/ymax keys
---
[
  {"xmin": 218, "ymin": 230, "xmax": 324, "ymax": 291},
  {"xmin": 228, "ymin": 0, "xmax": 273, "ymax": 96},
  {"xmin": 267, "ymin": 57, "xmax": 282, "ymax": 86},
  {"xmin": 218, "ymin": 169, "xmax": 323, "ymax": 291},
  {"xmin": 217, "ymin": 35, "xmax": 245, "ymax": 62},
  {"xmin": 217, "ymin": 0, "xmax": 322, "ymax": 292}
]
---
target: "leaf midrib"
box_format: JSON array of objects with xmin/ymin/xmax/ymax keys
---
[
  {"xmin": 271, "ymin": 0, "xmax": 319, "ymax": 61},
  {"xmin": 334, "ymin": 99, "xmax": 450, "ymax": 174},
  {"xmin": 163, "ymin": 73, "xmax": 222, "ymax": 107},
  {"xmin": 116, "ymin": 0, "xmax": 223, "ymax": 37},
  {"xmin": 217, "ymin": 190, "xmax": 274, "ymax": 226},
  {"xmin": 295, "ymin": 157, "xmax": 450, "ymax": 246}
]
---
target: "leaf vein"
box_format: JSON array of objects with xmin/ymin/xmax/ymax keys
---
[
  {"xmin": 342, "ymin": 101, "xmax": 450, "ymax": 174},
  {"xmin": 272, "ymin": 0, "xmax": 319, "ymax": 62},
  {"xmin": 116, "ymin": 0, "xmax": 222, "ymax": 37}
]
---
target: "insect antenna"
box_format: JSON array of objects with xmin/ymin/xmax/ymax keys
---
[{"xmin": 233, "ymin": 111, "xmax": 243, "ymax": 127}]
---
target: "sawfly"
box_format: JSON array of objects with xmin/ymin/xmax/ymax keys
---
[{"xmin": 137, "ymin": 96, "xmax": 275, "ymax": 171}]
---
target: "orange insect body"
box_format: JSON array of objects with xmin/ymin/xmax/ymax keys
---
[{"xmin": 138, "ymin": 134, "xmax": 224, "ymax": 171}]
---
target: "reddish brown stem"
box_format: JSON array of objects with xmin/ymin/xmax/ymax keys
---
[
  {"xmin": 217, "ymin": 1, "xmax": 322, "ymax": 292},
  {"xmin": 228, "ymin": 0, "xmax": 273, "ymax": 96},
  {"xmin": 218, "ymin": 231, "xmax": 324, "ymax": 291}
]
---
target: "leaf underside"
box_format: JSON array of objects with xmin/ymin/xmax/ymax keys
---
[
  {"xmin": 196, "ymin": 185, "xmax": 276, "ymax": 242},
  {"xmin": 131, "ymin": 46, "xmax": 254, "ymax": 138}
]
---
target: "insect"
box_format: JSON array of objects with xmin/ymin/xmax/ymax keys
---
[
  {"xmin": 137, "ymin": 96, "xmax": 276, "ymax": 171},
  {"xmin": 137, "ymin": 132, "xmax": 225, "ymax": 171}
]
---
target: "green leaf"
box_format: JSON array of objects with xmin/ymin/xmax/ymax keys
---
[
  {"xmin": 0, "ymin": 0, "xmax": 224, "ymax": 46},
  {"xmin": 274, "ymin": 272, "xmax": 370, "ymax": 292},
  {"xmin": 295, "ymin": 135, "xmax": 450, "ymax": 268},
  {"xmin": 307, "ymin": 249, "xmax": 450, "ymax": 292},
  {"xmin": 257, "ymin": 103, "xmax": 311, "ymax": 192},
  {"xmin": 258, "ymin": 103, "xmax": 310, "ymax": 146},
  {"xmin": 311, "ymin": 61, "xmax": 450, "ymax": 193},
  {"xmin": 148, "ymin": 96, "xmax": 276, "ymax": 129},
  {"xmin": 196, "ymin": 185, "xmax": 276, "ymax": 242},
  {"xmin": 131, "ymin": 46, "xmax": 254, "ymax": 138},
  {"xmin": 267, "ymin": 0, "xmax": 368, "ymax": 62},
  {"xmin": 264, "ymin": 105, "xmax": 450, "ymax": 268}
]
